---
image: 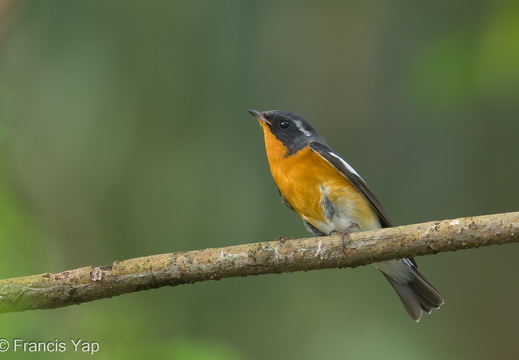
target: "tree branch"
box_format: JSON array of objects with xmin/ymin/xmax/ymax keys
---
[{"xmin": 0, "ymin": 212, "xmax": 517, "ymax": 314}]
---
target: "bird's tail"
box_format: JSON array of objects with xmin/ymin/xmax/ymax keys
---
[{"xmin": 376, "ymin": 258, "xmax": 444, "ymax": 321}]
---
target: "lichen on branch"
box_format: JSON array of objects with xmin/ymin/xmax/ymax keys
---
[{"xmin": 0, "ymin": 212, "xmax": 517, "ymax": 314}]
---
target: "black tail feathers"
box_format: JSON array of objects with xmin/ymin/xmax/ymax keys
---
[{"xmin": 380, "ymin": 258, "xmax": 444, "ymax": 321}]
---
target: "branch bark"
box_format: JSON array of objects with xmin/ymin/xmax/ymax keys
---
[{"xmin": 0, "ymin": 212, "xmax": 518, "ymax": 314}]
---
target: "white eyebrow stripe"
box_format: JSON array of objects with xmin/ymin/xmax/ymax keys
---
[
  {"xmin": 328, "ymin": 152, "xmax": 363, "ymax": 179},
  {"xmin": 294, "ymin": 120, "xmax": 312, "ymax": 137}
]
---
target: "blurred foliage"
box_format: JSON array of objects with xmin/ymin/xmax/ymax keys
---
[{"xmin": 0, "ymin": 1, "xmax": 518, "ymax": 359}]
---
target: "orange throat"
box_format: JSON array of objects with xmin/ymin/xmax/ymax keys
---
[{"xmin": 260, "ymin": 122, "xmax": 379, "ymax": 232}]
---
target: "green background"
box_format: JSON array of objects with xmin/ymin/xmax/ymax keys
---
[{"xmin": 1, "ymin": 1, "xmax": 518, "ymax": 359}]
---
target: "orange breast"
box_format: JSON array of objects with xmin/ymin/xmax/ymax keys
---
[{"xmin": 261, "ymin": 124, "xmax": 379, "ymax": 232}]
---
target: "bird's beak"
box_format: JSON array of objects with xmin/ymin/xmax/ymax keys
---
[{"xmin": 247, "ymin": 109, "xmax": 271, "ymax": 125}]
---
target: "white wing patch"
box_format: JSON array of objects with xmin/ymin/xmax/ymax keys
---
[
  {"xmin": 328, "ymin": 152, "xmax": 363, "ymax": 179},
  {"xmin": 294, "ymin": 120, "xmax": 312, "ymax": 137}
]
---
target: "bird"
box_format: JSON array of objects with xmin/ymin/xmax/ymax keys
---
[{"xmin": 248, "ymin": 109, "xmax": 443, "ymax": 321}]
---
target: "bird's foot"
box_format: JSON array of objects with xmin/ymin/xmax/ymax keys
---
[{"xmin": 330, "ymin": 223, "xmax": 359, "ymax": 253}]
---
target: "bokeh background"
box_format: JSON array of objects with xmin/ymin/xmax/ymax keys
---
[{"xmin": 0, "ymin": 1, "xmax": 518, "ymax": 359}]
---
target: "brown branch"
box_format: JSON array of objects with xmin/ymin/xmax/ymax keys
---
[{"xmin": 0, "ymin": 212, "xmax": 518, "ymax": 314}]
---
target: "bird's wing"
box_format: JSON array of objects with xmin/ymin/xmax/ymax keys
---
[{"xmin": 309, "ymin": 141, "xmax": 393, "ymax": 228}]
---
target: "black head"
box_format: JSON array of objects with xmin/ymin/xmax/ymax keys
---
[{"xmin": 248, "ymin": 109, "xmax": 325, "ymax": 155}]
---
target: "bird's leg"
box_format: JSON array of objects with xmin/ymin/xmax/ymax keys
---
[{"xmin": 330, "ymin": 223, "xmax": 359, "ymax": 252}]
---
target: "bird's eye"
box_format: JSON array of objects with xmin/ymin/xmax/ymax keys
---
[{"xmin": 279, "ymin": 120, "xmax": 290, "ymax": 129}]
